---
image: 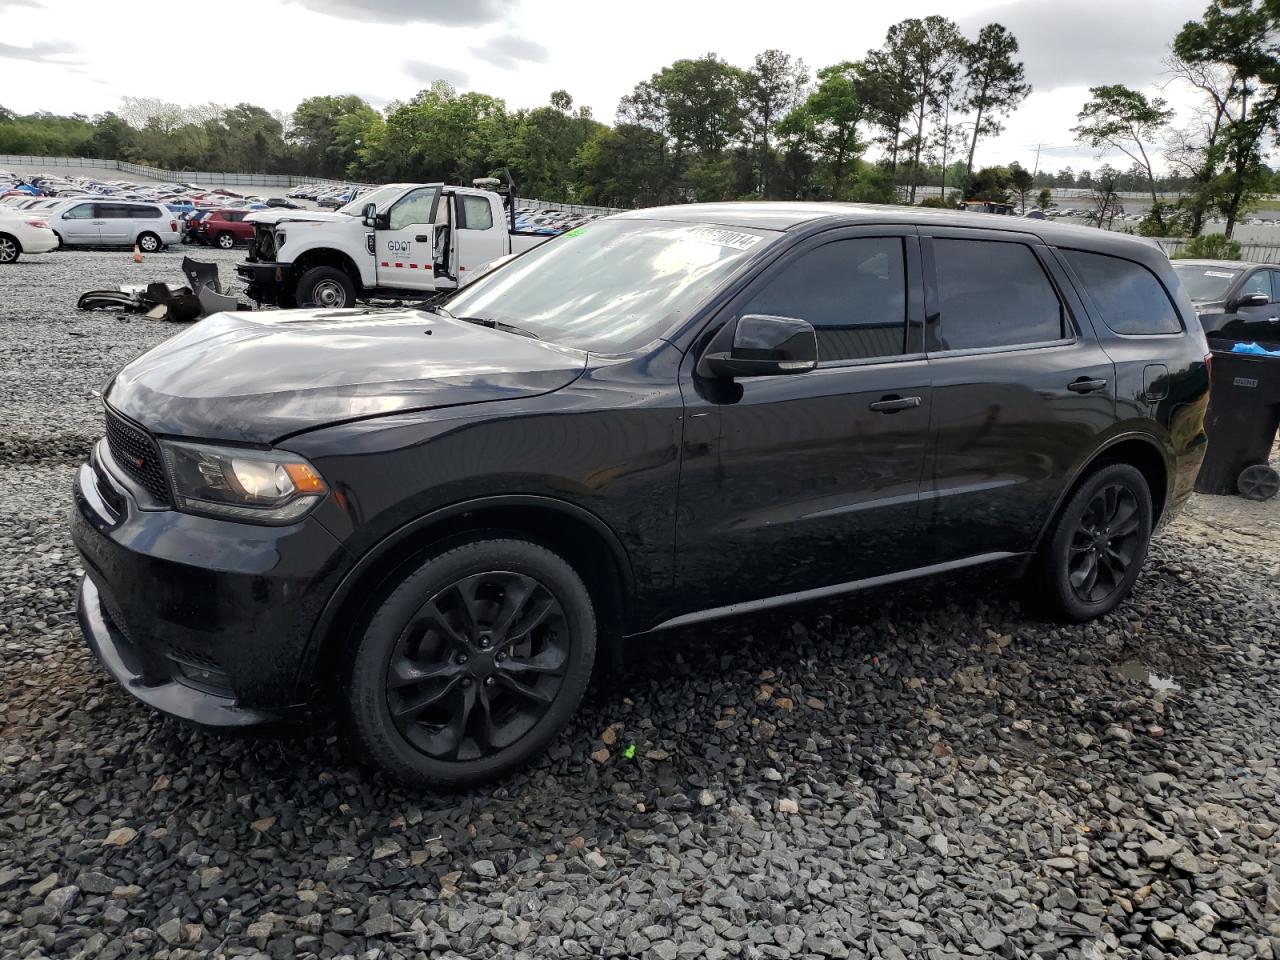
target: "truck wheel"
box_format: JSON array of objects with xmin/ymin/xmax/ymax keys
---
[
  {"xmin": 343, "ymin": 538, "xmax": 597, "ymax": 789},
  {"xmin": 216, "ymin": 231, "xmax": 236, "ymax": 250},
  {"xmin": 1033, "ymin": 463, "xmax": 1153, "ymax": 623},
  {"xmin": 296, "ymin": 266, "xmax": 356, "ymax": 308}
]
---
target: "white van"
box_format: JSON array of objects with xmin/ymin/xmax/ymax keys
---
[{"xmin": 52, "ymin": 200, "xmax": 182, "ymax": 251}]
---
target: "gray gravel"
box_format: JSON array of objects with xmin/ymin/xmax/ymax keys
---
[{"xmin": 2, "ymin": 247, "xmax": 1280, "ymax": 960}]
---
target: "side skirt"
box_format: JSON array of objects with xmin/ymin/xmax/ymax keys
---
[{"xmin": 633, "ymin": 552, "xmax": 1027, "ymax": 635}]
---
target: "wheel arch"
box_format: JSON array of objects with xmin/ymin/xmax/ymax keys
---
[
  {"xmin": 298, "ymin": 495, "xmax": 635, "ymax": 697},
  {"xmin": 1035, "ymin": 432, "xmax": 1171, "ymax": 552},
  {"xmin": 289, "ymin": 247, "xmax": 365, "ymax": 292}
]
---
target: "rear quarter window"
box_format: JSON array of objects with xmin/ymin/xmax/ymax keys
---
[{"xmin": 1061, "ymin": 249, "xmax": 1182, "ymax": 335}]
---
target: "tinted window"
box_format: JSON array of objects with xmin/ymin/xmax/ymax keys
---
[
  {"xmin": 388, "ymin": 187, "xmax": 438, "ymax": 230},
  {"xmin": 129, "ymin": 205, "xmax": 162, "ymax": 219},
  {"xmin": 1237, "ymin": 268, "xmax": 1272, "ymax": 302},
  {"xmin": 458, "ymin": 195, "xmax": 494, "ymax": 231},
  {"xmin": 741, "ymin": 238, "xmax": 907, "ymax": 361},
  {"xmin": 930, "ymin": 239, "xmax": 1064, "ymax": 351},
  {"xmin": 1062, "ymin": 249, "xmax": 1182, "ymax": 335},
  {"xmin": 94, "ymin": 203, "xmax": 133, "ymax": 219},
  {"xmin": 63, "ymin": 203, "xmax": 94, "ymax": 219}
]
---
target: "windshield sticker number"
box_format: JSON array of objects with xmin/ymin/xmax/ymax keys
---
[
  {"xmin": 691, "ymin": 228, "xmax": 762, "ymax": 251},
  {"xmin": 1204, "ymin": 270, "xmax": 1235, "ymax": 278}
]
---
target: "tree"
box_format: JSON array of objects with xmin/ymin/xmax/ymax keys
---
[
  {"xmin": 744, "ymin": 49, "xmax": 808, "ymax": 197},
  {"xmin": 859, "ymin": 47, "xmax": 916, "ymax": 173},
  {"xmin": 778, "ymin": 61, "xmax": 866, "ymax": 198},
  {"xmin": 1072, "ymin": 85, "xmax": 1173, "ymax": 210},
  {"xmin": 960, "ymin": 23, "xmax": 1030, "ymax": 176},
  {"xmin": 1036, "ymin": 186, "xmax": 1053, "ymax": 210},
  {"xmin": 1084, "ymin": 165, "xmax": 1123, "ymax": 229},
  {"xmin": 967, "ymin": 165, "xmax": 1012, "ymax": 203},
  {"xmin": 1173, "ymin": 0, "xmax": 1280, "ymax": 238},
  {"xmin": 290, "ymin": 95, "xmax": 381, "ymax": 178},
  {"xmin": 884, "ymin": 16, "xmax": 966, "ymax": 203},
  {"xmin": 1008, "ymin": 161, "xmax": 1034, "ymax": 212}
]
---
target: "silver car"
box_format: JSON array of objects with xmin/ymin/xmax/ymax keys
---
[{"xmin": 52, "ymin": 200, "xmax": 182, "ymax": 252}]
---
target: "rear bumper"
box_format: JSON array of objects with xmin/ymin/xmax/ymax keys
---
[{"xmin": 22, "ymin": 232, "xmax": 59, "ymax": 254}]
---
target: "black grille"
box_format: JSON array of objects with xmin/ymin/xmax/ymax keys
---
[{"xmin": 104, "ymin": 409, "xmax": 170, "ymax": 504}]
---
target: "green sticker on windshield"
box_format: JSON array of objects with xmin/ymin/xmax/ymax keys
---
[{"xmin": 564, "ymin": 227, "xmax": 586, "ymax": 237}]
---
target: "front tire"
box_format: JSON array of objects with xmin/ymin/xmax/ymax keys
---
[
  {"xmin": 1035, "ymin": 463, "xmax": 1153, "ymax": 622},
  {"xmin": 296, "ymin": 265, "xmax": 356, "ymax": 308},
  {"xmin": 344, "ymin": 539, "xmax": 597, "ymax": 790},
  {"xmin": 137, "ymin": 232, "xmax": 161, "ymax": 253},
  {"xmin": 0, "ymin": 234, "xmax": 19, "ymax": 263}
]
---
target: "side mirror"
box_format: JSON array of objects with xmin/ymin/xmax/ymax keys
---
[
  {"xmin": 361, "ymin": 202, "xmax": 377, "ymax": 227},
  {"xmin": 1233, "ymin": 292, "xmax": 1269, "ymax": 309},
  {"xmin": 697, "ymin": 314, "xmax": 818, "ymax": 379}
]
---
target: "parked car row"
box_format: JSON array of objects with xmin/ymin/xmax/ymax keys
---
[{"xmin": 286, "ymin": 183, "xmax": 374, "ymax": 208}]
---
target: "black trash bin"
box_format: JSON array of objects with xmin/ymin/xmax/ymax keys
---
[{"xmin": 1195, "ymin": 349, "xmax": 1280, "ymax": 498}]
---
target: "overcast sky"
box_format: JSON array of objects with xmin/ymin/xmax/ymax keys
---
[{"xmin": 0, "ymin": 0, "xmax": 1210, "ymax": 172}]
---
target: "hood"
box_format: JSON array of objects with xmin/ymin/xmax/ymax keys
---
[
  {"xmin": 245, "ymin": 209, "xmax": 352, "ymax": 226},
  {"xmin": 105, "ymin": 308, "xmax": 587, "ymax": 444}
]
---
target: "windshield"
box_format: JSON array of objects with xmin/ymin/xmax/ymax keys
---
[
  {"xmin": 444, "ymin": 218, "xmax": 779, "ymax": 351},
  {"xmin": 1172, "ymin": 263, "xmax": 1241, "ymax": 302},
  {"xmin": 336, "ymin": 184, "xmax": 404, "ymax": 217}
]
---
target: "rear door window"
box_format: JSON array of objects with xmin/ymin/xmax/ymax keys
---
[
  {"xmin": 1061, "ymin": 249, "xmax": 1182, "ymax": 335},
  {"xmin": 929, "ymin": 238, "xmax": 1065, "ymax": 351},
  {"xmin": 458, "ymin": 195, "xmax": 494, "ymax": 231},
  {"xmin": 130, "ymin": 205, "xmax": 162, "ymax": 219},
  {"xmin": 740, "ymin": 237, "xmax": 908, "ymax": 362},
  {"xmin": 94, "ymin": 203, "xmax": 132, "ymax": 219}
]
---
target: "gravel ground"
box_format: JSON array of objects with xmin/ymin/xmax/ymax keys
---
[{"xmin": 2, "ymin": 248, "xmax": 1279, "ymax": 960}]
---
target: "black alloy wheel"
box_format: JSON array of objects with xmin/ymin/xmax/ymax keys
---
[
  {"xmin": 386, "ymin": 570, "xmax": 571, "ymax": 761},
  {"xmin": 1066, "ymin": 483, "xmax": 1143, "ymax": 604},
  {"xmin": 344, "ymin": 538, "xmax": 596, "ymax": 789},
  {"xmin": 1035, "ymin": 462, "xmax": 1153, "ymax": 622}
]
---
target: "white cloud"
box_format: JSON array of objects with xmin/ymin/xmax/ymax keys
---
[
  {"xmin": 404, "ymin": 60, "xmax": 470, "ymax": 89},
  {"xmin": 283, "ymin": 0, "xmax": 516, "ymax": 24},
  {"xmin": 469, "ymin": 33, "xmax": 549, "ymax": 70}
]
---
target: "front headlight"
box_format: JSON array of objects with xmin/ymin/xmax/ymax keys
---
[{"xmin": 159, "ymin": 440, "xmax": 327, "ymax": 524}]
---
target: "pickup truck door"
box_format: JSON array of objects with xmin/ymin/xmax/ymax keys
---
[
  {"xmin": 451, "ymin": 194, "xmax": 508, "ymax": 283},
  {"xmin": 374, "ymin": 185, "xmax": 439, "ymax": 290}
]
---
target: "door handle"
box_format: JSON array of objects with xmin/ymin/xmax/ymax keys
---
[
  {"xmin": 868, "ymin": 395, "xmax": 922, "ymax": 413},
  {"xmin": 1068, "ymin": 377, "xmax": 1108, "ymax": 393},
  {"xmin": 414, "ymin": 235, "xmax": 431, "ymax": 242}
]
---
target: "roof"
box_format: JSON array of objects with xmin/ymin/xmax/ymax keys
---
[{"xmin": 614, "ymin": 201, "xmax": 1169, "ymax": 260}]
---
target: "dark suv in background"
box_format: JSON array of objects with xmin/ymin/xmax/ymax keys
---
[
  {"xmin": 72, "ymin": 204, "xmax": 1211, "ymax": 788},
  {"xmin": 1173, "ymin": 258, "xmax": 1280, "ymax": 345}
]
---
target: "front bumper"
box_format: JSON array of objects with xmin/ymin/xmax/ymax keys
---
[
  {"xmin": 235, "ymin": 260, "xmax": 292, "ymax": 304},
  {"xmin": 71, "ymin": 439, "xmax": 349, "ymax": 728}
]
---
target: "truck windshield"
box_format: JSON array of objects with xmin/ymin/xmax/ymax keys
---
[
  {"xmin": 336, "ymin": 185, "xmax": 403, "ymax": 217},
  {"xmin": 444, "ymin": 218, "xmax": 779, "ymax": 352}
]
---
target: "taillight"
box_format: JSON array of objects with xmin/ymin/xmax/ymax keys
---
[
  {"xmin": 170, "ymin": 221, "xmax": 177, "ymax": 231},
  {"xmin": 26, "ymin": 219, "xmax": 47, "ymax": 228}
]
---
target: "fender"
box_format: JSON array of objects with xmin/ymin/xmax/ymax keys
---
[
  {"xmin": 1029, "ymin": 429, "xmax": 1172, "ymax": 554},
  {"xmin": 280, "ymin": 234, "xmax": 376, "ymax": 286},
  {"xmin": 301, "ymin": 493, "xmax": 636, "ymax": 682}
]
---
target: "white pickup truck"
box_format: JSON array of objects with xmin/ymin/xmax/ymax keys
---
[{"xmin": 236, "ymin": 180, "xmax": 553, "ymax": 308}]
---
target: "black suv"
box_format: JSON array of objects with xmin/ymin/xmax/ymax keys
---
[
  {"xmin": 1172, "ymin": 258, "xmax": 1280, "ymax": 345},
  {"xmin": 72, "ymin": 204, "xmax": 1211, "ymax": 788}
]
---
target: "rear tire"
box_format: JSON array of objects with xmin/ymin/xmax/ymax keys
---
[
  {"xmin": 1034, "ymin": 463, "xmax": 1153, "ymax": 622},
  {"xmin": 343, "ymin": 538, "xmax": 597, "ymax": 790},
  {"xmin": 216, "ymin": 231, "xmax": 236, "ymax": 250},
  {"xmin": 0, "ymin": 234, "xmax": 19, "ymax": 263},
  {"xmin": 296, "ymin": 265, "xmax": 356, "ymax": 308},
  {"xmin": 137, "ymin": 232, "xmax": 161, "ymax": 253}
]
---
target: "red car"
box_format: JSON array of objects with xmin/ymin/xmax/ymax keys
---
[{"xmin": 195, "ymin": 209, "xmax": 255, "ymax": 249}]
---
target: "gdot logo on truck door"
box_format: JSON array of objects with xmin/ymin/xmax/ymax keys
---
[{"xmin": 387, "ymin": 240, "xmax": 412, "ymax": 254}]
